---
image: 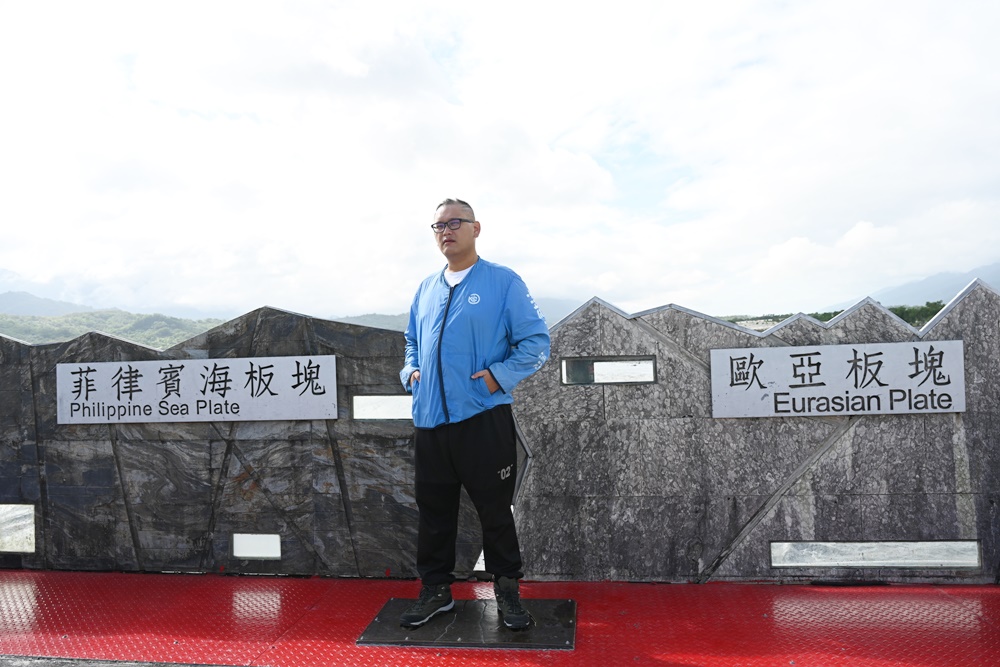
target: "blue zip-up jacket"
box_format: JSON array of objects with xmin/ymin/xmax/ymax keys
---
[{"xmin": 400, "ymin": 258, "xmax": 550, "ymax": 429}]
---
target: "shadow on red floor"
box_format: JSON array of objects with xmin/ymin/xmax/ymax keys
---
[{"xmin": 1, "ymin": 570, "xmax": 998, "ymax": 666}]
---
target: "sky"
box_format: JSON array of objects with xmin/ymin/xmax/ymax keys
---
[{"xmin": 1, "ymin": 0, "xmax": 998, "ymax": 321}]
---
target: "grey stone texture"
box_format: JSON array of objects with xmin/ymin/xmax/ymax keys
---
[
  {"xmin": 512, "ymin": 282, "xmax": 1000, "ymax": 583},
  {"xmin": 0, "ymin": 307, "xmax": 482, "ymax": 578},
  {"xmin": 2, "ymin": 281, "xmax": 999, "ymax": 584}
]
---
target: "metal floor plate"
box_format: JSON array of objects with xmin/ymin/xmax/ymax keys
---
[
  {"xmin": 1, "ymin": 570, "xmax": 999, "ymax": 667},
  {"xmin": 357, "ymin": 598, "xmax": 576, "ymax": 650}
]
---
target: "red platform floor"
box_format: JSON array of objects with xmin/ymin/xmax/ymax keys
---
[{"xmin": 0, "ymin": 570, "xmax": 998, "ymax": 667}]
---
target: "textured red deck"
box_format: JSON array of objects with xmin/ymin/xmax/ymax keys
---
[{"xmin": 0, "ymin": 570, "xmax": 997, "ymax": 666}]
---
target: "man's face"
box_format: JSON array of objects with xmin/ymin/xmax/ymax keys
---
[{"xmin": 434, "ymin": 203, "xmax": 479, "ymax": 262}]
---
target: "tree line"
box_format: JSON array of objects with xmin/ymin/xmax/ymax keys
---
[{"xmin": 726, "ymin": 301, "xmax": 946, "ymax": 329}]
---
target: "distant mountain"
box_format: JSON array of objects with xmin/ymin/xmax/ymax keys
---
[
  {"xmin": 0, "ymin": 291, "xmax": 94, "ymax": 316},
  {"xmin": 330, "ymin": 297, "xmax": 584, "ymax": 332},
  {"xmin": 331, "ymin": 313, "xmax": 408, "ymax": 331},
  {"xmin": 865, "ymin": 262, "xmax": 999, "ymax": 308},
  {"xmin": 826, "ymin": 261, "xmax": 1000, "ymax": 311}
]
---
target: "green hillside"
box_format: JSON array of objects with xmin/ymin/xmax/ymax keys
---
[{"xmin": 0, "ymin": 310, "xmax": 224, "ymax": 349}]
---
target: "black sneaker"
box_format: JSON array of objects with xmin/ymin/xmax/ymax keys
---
[
  {"xmin": 399, "ymin": 583, "xmax": 455, "ymax": 628},
  {"xmin": 493, "ymin": 576, "xmax": 531, "ymax": 630}
]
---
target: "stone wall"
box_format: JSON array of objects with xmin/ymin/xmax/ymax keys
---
[
  {"xmin": 513, "ymin": 281, "xmax": 1000, "ymax": 583},
  {"xmin": 2, "ymin": 282, "xmax": 998, "ymax": 584},
  {"xmin": 0, "ymin": 307, "xmax": 486, "ymax": 577}
]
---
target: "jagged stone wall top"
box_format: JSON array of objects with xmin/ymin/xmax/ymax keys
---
[
  {"xmin": 3, "ymin": 282, "xmax": 999, "ymax": 583},
  {"xmin": 513, "ymin": 280, "xmax": 1000, "ymax": 583}
]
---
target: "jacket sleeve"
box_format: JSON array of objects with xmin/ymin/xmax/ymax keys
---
[
  {"xmin": 400, "ymin": 296, "xmax": 420, "ymax": 392},
  {"xmin": 488, "ymin": 277, "xmax": 550, "ymax": 393}
]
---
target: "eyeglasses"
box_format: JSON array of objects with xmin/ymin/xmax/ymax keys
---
[{"xmin": 431, "ymin": 218, "xmax": 473, "ymax": 233}]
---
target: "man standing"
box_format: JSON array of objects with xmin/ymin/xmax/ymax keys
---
[{"xmin": 398, "ymin": 198, "xmax": 550, "ymax": 630}]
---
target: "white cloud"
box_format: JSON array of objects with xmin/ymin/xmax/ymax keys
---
[{"xmin": 0, "ymin": 0, "xmax": 997, "ymax": 321}]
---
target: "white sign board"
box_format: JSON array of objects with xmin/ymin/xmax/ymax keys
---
[
  {"xmin": 57, "ymin": 356, "xmax": 338, "ymax": 424},
  {"xmin": 711, "ymin": 341, "xmax": 965, "ymax": 418}
]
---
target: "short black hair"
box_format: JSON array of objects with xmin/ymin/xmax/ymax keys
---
[{"xmin": 436, "ymin": 198, "xmax": 475, "ymax": 219}]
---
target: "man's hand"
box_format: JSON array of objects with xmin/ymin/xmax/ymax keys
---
[
  {"xmin": 409, "ymin": 370, "xmax": 420, "ymax": 387},
  {"xmin": 472, "ymin": 369, "xmax": 500, "ymax": 394}
]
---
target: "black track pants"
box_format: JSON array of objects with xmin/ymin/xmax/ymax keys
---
[{"xmin": 414, "ymin": 403, "xmax": 523, "ymax": 585}]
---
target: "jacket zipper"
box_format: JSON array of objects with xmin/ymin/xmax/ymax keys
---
[{"xmin": 436, "ymin": 285, "xmax": 455, "ymax": 423}]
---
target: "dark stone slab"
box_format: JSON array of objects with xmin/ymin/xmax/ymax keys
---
[{"xmin": 356, "ymin": 598, "xmax": 576, "ymax": 650}]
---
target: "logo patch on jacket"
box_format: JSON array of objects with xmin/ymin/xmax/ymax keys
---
[{"xmin": 468, "ymin": 293, "xmax": 481, "ymax": 305}]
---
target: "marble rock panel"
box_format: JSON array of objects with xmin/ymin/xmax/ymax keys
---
[
  {"xmin": 232, "ymin": 438, "xmax": 316, "ymax": 471},
  {"xmin": 513, "ymin": 419, "xmax": 558, "ymax": 499},
  {"xmin": 311, "ymin": 458, "xmax": 342, "ymax": 497},
  {"xmin": 0, "ymin": 390, "xmax": 30, "ymax": 442},
  {"xmin": 312, "ymin": 492, "xmax": 350, "ymax": 525},
  {"xmin": 311, "ymin": 318, "xmax": 406, "ymax": 359},
  {"xmin": 134, "ymin": 526, "xmax": 206, "ymax": 553},
  {"xmin": 337, "ymin": 356, "xmax": 407, "ymax": 386},
  {"xmin": 603, "ymin": 356, "xmax": 710, "ymax": 420},
  {"xmin": 927, "ymin": 287, "xmax": 1000, "ymax": 398},
  {"xmin": 45, "ymin": 488, "xmax": 126, "ymax": 568},
  {"xmin": 549, "ymin": 301, "xmax": 603, "ymax": 358},
  {"xmin": 516, "ymin": 418, "xmax": 628, "ymax": 499},
  {"xmin": 694, "ymin": 494, "xmax": 770, "ymax": 578},
  {"xmin": 605, "ymin": 496, "xmax": 707, "ymax": 581},
  {"xmin": 664, "ymin": 354, "xmax": 713, "ymax": 419},
  {"xmin": 114, "ymin": 421, "xmax": 222, "ymax": 443},
  {"xmin": 961, "ymin": 411, "xmax": 1000, "ymax": 493},
  {"xmin": 311, "ymin": 506, "xmax": 354, "ymax": 573},
  {"xmin": 693, "ymin": 418, "xmax": 834, "ymax": 497},
  {"xmin": 639, "ymin": 308, "xmax": 764, "ymax": 364},
  {"xmin": 213, "ymin": 464, "xmax": 312, "ymax": 530},
  {"xmin": 0, "ymin": 463, "xmax": 21, "ymax": 503},
  {"xmin": 190, "ymin": 308, "xmax": 307, "ymax": 358},
  {"xmin": 769, "ymin": 318, "xmax": 822, "ymax": 347},
  {"xmin": 116, "ymin": 439, "xmax": 213, "ymax": 503},
  {"xmin": 840, "ymin": 415, "xmax": 957, "ymax": 495},
  {"xmin": 338, "ymin": 436, "xmax": 414, "ymax": 497},
  {"xmin": 0, "ymin": 337, "xmax": 32, "ymax": 390},
  {"xmin": 707, "ymin": 520, "xmax": 778, "ymax": 580},
  {"xmin": 806, "ymin": 416, "xmax": 934, "ymax": 496},
  {"xmin": 514, "ymin": 374, "xmax": 605, "ymax": 445},
  {"xmin": 312, "ymin": 528, "xmax": 359, "ymax": 576},
  {"xmin": 633, "ymin": 419, "xmax": 706, "ymax": 497},
  {"xmin": 137, "ymin": 548, "xmax": 205, "ymax": 571},
  {"xmin": 327, "ymin": 416, "xmax": 412, "ymax": 442},
  {"xmin": 758, "ymin": 493, "xmax": 868, "ymax": 543},
  {"xmin": 227, "ymin": 419, "xmax": 320, "ymax": 442},
  {"xmin": 817, "ymin": 303, "xmax": 918, "ymax": 346},
  {"xmin": 346, "ymin": 488, "xmax": 418, "ymax": 536},
  {"xmin": 768, "ymin": 313, "xmax": 901, "ymax": 349},
  {"xmin": 885, "ymin": 414, "xmax": 959, "ymax": 494},
  {"xmin": 599, "ymin": 307, "xmax": 659, "ymax": 356},
  {"xmin": 860, "ymin": 493, "xmax": 962, "ymax": 541},
  {"xmin": 518, "ymin": 495, "xmax": 616, "ymax": 580},
  {"xmin": 974, "ymin": 493, "xmax": 1000, "ymax": 582},
  {"xmin": 799, "ymin": 418, "xmax": 877, "ymax": 495},
  {"xmin": 42, "ymin": 439, "xmax": 117, "ymax": 487},
  {"xmin": 1, "ymin": 452, "xmax": 38, "ymax": 506},
  {"xmin": 19, "ymin": 461, "xmax": 40, "ymax": 503},
  {"xmin": 350, "ymin": 521, "xmax": 419, "ymax": 555}
]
